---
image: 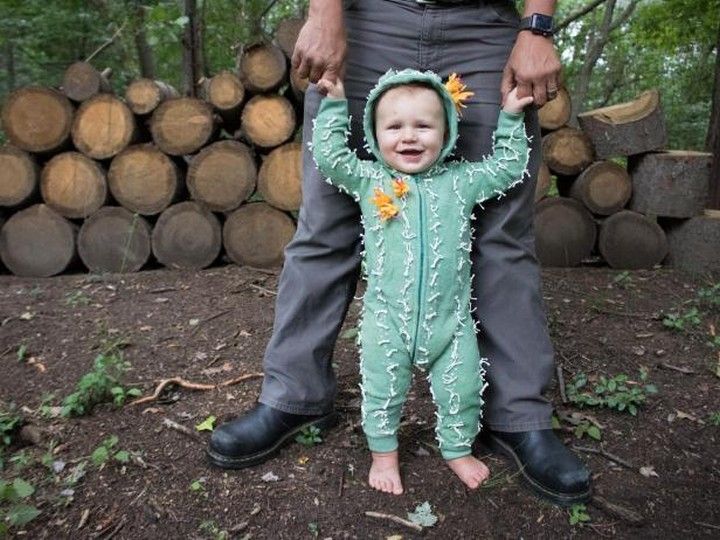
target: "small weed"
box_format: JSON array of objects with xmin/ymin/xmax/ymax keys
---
[
  {"xmin": 709, "ymin": 412, "xmax": 720, "ymax": 426},
  {"xmin": 568, "ymin": 503, "xmax": 591, "ymax": 526},
  {"xmin": 0, "ymin": 404, "xmax": 22, "ymax": 449},
  {"xmin": 663, "ymin": 308, "xmax": 702, "ymax": 332},
  {"xmin": 612, "ymin": 271, "xmax": 634, "ymax": 289},
  {"xmin": 697, "ymin": 282, "xmax": 720, "ymax": 311},
  {"xmin": 573, "ymin": 421, "xmax": 602, "ymax": 441},
  {"xmin": 0, "ymin": 478, "xmax": 41, "ymax": 535},
  {"xmin": 308, "ymin": 522, "xmax": 319, "ymax": 538},
  {"xmin": 198, "ymin": 519, "xmax": 228, "ymax": 540},
  {"xmin": 9, "ymin": 450, "xmax": 31, "ymax": 471},
  {"xmin": 91, "ymin": 436, "xmax": 130, "ymax": 466},
  {"xmin": 65, "ymin": 290, "xmax": 91, "ymax": 307},
  {"xmin": 567, "ymin": 370, "xmax": 657, "ymax": 416},
  {"xmin": 295, "ymin": 426, "xmax": 323, "ymax": 446},
  {"xmin": 60, "ymin": 351, "xmax": 141, "ymax": 417},
  {"xmin": 16, "ymin": 344, "xmax": 28, "ymax": 363},
  {"xmin": 189, "ymin": 478, "xmax": 206, "ymax": 493}
]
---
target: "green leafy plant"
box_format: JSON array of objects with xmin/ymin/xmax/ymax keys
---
[
  {"xmin": 697, "ymin": 282, "xmax": 720, "ymax": 310},
  {"xmin": 295, "ymin": 426, "xmax": 323, "ymax": 446},
  {"xmin": 709, "ymin": 412, "xmax": 720, "ymax": 426},
  {"xmin": 663, "ymin": 307, "xmax": 702, "ymax": 332},
  {"xmin": 568, "ymin": 503, "xmax": 591, "ymax": 526},
  {"xmin": 308, "ymin": 522, "xmax": 319, "ymax": 538},
  {"xmin": 60, "ymin": 352, "xmax": 141, "ymax": 417},
  {"xmin": 567, "ymin": 370, "xmax": 657, "ymax": 416},
  {"xmin": 16, "ymin": 345, "xmax": 28, "ymax": 363},
  {"xmin": 573, "ymin": 421, "xmax": 602, "ymax": 441},
  {"xmin": 91, "ymin": 435, "xmax": 130, "ymax": 466},
  {"xmin": 65, "ymin": 290, "xmax": 91, "ymax": 307},
  {"xmin": 198, "ymin": 519, "xmax": 228, "ymax": 540},
  {"xmin": 0, "ymin": 405, "xmax": 22, "ymax": 449},
  {"xmin": 0, "ymin": 478, "xmax": 41, "ymax": 535},
  {"xmin": 195, "ymin": 416, "xmax": 216, "ymax": 432},
  {"xmin": 612, "ymin": 270, "xmax": 634, "ymax": 289}
]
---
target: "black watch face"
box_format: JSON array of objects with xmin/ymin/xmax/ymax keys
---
[{"xmin": 532, "ymin": 14, "xmax": 553, "ymax": 33}]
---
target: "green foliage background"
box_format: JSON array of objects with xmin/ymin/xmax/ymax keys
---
[{"xmin": 0, "ymin": 0, "xmax": 717, "ymax": 150}]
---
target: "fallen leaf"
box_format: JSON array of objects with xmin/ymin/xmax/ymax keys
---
[
  {"xmin": 189, "ymin": 318, "xmax": 200, "ymax": 327},
  {"xmin": 639, "ymin": 466, "xmax": 659, "ymax": 478},
  {"xmin": 250, "ymin": 504, "xmax": 261, "ymax": 516},
  {"xmin": 195, "ymin": 415, "xmax": 216, "ymax": 432},
  {"xmin": 407, "ymin": 501, "xmax": 438, "ymax": 528},
  {"xmin": 631, "ymin": 346, "xmax": 646, "ymax": 356},
  {"xmin": 675, "ymin": 410, "xmax": 705, "ymax": 424},
  {"xmin": 261, "ymin": 472, "xmax": 279, "ymax": 482},
  {"xmin": 19, "ymin": 311, "xmax": 35, "ymax": 320},
  {"xmin": 297, "ymin": 456, "xmax": 309, "ymax": 465}
]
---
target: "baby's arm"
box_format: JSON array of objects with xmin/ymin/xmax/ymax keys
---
[
  {"xmin": 311, "ymin": 80, "xmax": 379, "ymax": 197},
  {"xmin": 458, "ymin": 88, "xmax": 534, "ymax": 205}
]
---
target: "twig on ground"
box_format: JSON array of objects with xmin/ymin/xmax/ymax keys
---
[
  {"xmin": 148, "ymin": 286, "xmax": 177, "ymax": 294},
  {"xmin": 572, "ymin": 445, "xmax": 635, "ymax": 470},
  {"xmin": 695, "ymin": 521, "xmax": 720, "ymax": 531},
  {"xmin": 161, "ymin": 418, "xmax": 201, "ymax": 442},
  {"xmin": 191, "ymin": 308, "xmax": 235, "ymax": 334},
  {"xmin": 101, "ymin": 514, "xmax": 127, "ymax": 540},
  {"xmin": 338, "ymin": 467, "xmax": 345, "ymax": 497},
  {"xmin": 556, "ymin": 364, "xmax": 568, "ymax": 404},
  {"xmin": 658, "ymin": 362, "xmax": 695, "ymax": 375},
  {"xmin": 243, "ymin": 265, "xmax": 280, "ymax": 276},
  {"xmin": 364, "ymin": 511, "xmax": 423, "ymax": 533},
  {"xmin": 77, "ymin": 508, "xmax": 91, "ymax": 530},
  {"xmin": 249, "ymin": 283, "xmax": 277, "ymax": 296},
  {"xmin": 589, "ymin": 307, "xmax": 655, "ymax": 319},
  {"xmin": 129, "ymin": 373, "xmax": 263, "ymax": 405},
  {"xmin": 592, "ymin": 496, "xmax": 644, "ymax": 525}
]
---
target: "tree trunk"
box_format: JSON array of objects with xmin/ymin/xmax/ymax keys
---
[
  {"xmin": 707, "ymin": 19, "xmax": 720, "ymax": 208},
  {"xmin": 202, "ymin": 71, "xmax": 245, "ymax": 132},
  {"xmin": 0, "ymin": 146, "xmax": 39, "ymax": 208},
  {"xmin": 149, "ymin": 97, "xmax": 216, "ymax": 155},
  {"xmin": 78, "ymin": 206, "xmax": 152, "ymax": 273},
  {"xmin": 534, "ymin": 197, "xmax": 597, "ymax": 267},
  {"xmin": 187, "ymin": 140, "xmax": 256, "ymax": 212},
  {"xmin": 1, "ymin": 87, "xmax": 74, "ymax": 153},
  {"xmin": 535, "ymin": 162, "xmax": 551, "ymax": 202},
  {"xmin": 108, "ymin": 144, "xmax": 182, "ymax": 215},
  {"xmin": 223, "ymin": 202, "xmax": 296, "ymax": 268},
  {"xmin": 134, "ymin": 4, "xmax": 156, "ymax": 79},
  {"xmin": 275, "ymin": 17, "xmax": 306, "ymax": 59},
  {"xmin": 62, "ymin": 62, "xmax": 113, "ymax": 102},
  {"xmin": 240, "ymin": 94, "xmax": 296, "ymax": 148},
  {"xmin": 664, "ymin": 211, "xmax": 720, "ymax": 272},
  {"xmin": 5, "ymin": 39, "xmax": 15, "ymax": 93},
  {"xmin": 72, "ymin": 94, "xmax": 138, "ymax": 159},
  {"xmin": 40, "ymin": 152, "xmax": 108, "ymax": 219},
  {"xmin": 152, "ymin": 201, "xmax": 221, "ymax": 270},
  {"xmin": 0, "ymin": 204, "xmax": 78, "ymax": 277},
  {"xmin": 181, "ymin": 0, "xmax": 203, "ymax": 96},
  {"xmin": 599, "ymin": 210, "xmax": 667, "ymax": 269},
  {"xmin": 258, "ymin": 142, "xmax": 303, "ymax": 211}
]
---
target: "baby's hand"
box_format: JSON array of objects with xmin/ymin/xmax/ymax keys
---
[
  {"xmin": 317, "ymin": 77, "xmax": 345, "ymax": 99},
  {"xmin": 503, "ymin": 87, "xmax": 534, "ymax": 114}
]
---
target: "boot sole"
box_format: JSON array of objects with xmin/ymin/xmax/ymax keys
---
[
  {"xmin": 484, "ymin": 433, "xmax": 592, "ymax": 507},
  {"xmin": 206, "ymin": 411, "xmax": 339, "ymax": 470}
]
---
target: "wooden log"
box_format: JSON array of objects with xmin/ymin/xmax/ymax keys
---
[
  {"xmin": 72, "ymin": 94, "xmax": 137, "ymax": 159},
  {"xmin": 599, "ymin": 210, "xmax": 668, "ymax": 269},
  {"xmin": 150, "ymin": 98, "xmax": 216, "ymax": 156},
  {"xmin": 663, "ymin": 210, "xmax": 720, "ymax": 272},
  {"xmin": 0, "ymin": 204, "xmax": 77, "ymax": 277},
  {"xmin": 41, "ymin": 152, "xmax": 107, "ymax": 218},
  {"xmin": 542, "ymin": 127, "xmax": 594, "ymax": 176},
  {"xmin": 577, "ymin": 90, "xmax": 667, "ymax": 158},
  {"xmin": 538, "ymin": 87, "xmax": 571, "ymax": 131},
  {"xmin": 152, "ymin": 201, "xmax": 221, "ymax": 270},
  {"xmin": 223, "ymin": 202, "xmax": 296, "ymax": 268},
  {"xmin": 240, "ymin": 95, "xmax": 296, "ymax": 149},
  {"xmin": 187, "ymin": 140, "xmax": 256, "ymax": 212},
  {"xmin": 1, "ymin": 87, "xmax": 74, "ymax": 153},
  {"xmin": 78, "ymin": 206, "xmax": 151, "ymax": 273},
  {"xmin": 534, "ymin": 197, "xmax": 597, "ymax": 267},
  {"xmin": 258, "ymin": 142, "xmax": 302, "ymax": 211},
  {"xmin": 569, "ymin": 161, "xmax": 632, "ymax": 216},
  {"xmin": 203, "ymin": 71, "xmax": 245, "ymax": 131},
  {"xmin": 0, "ymin": 146, "xmax": 39, "ymax": 207},
  {"xmin": 628, "ymin": 151, "xmax": 712, "ymax": 218},
  {"xmin": 535, "ymin": 161, "xmax": 551, "ymax": 203},
  {"xmin": 125, "ymin": 79, "xmax": 179, "ymax": 115},
  {"xmin": 275, "ymin": 18, "xmax": 305, "ymax": 59},
  {"xmin": 238, "ymin": 42, "xmax": 287, "ymax": 93},
  {"xmin": 62, "ymin": 62, "xmax": 112, "ymax": 102},
  {"xmin": 107, "ymin": 144, "xmax": 182, "ymax": 215}
]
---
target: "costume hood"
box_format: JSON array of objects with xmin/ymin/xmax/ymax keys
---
[{"xmin": 362, "ymin": 68, "xmax": 459, "ymax": 172}]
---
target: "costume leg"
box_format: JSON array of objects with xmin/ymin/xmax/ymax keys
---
[
  {"xmin": 426, "ymin": 329, "xmax": 486, "ymax": 461},
  {"xmin": 430, "ymin": 1, "xmax": 555, "ymax": 431}
]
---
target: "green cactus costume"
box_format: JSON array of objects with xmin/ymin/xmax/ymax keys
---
[{"xmin": 311, "ymin": 69, "xmax": 530, "ymax": 460}]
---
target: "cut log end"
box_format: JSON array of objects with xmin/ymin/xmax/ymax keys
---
[
  {"xmin": 239, "ymin": 42, "xmax": 288, "ymax": 93},
  {"xmin": 62, "ymin": 62, "xmax": 112, "ymax": 102},
  {"xmin": 205, "ymin": 71, "xmax": 245, "ymax": 112},
  {"xmin": 538, "ymin": 87, "xmax": 571, "ymax": 131},
  {"xmin": 599, "ymin": 210, "xmax": 668, "ymax": 270},
  {"xmin": 535, "ymin": 162, "xmax": 551, "ymax": 203},
  {"xmin": 0, "ymin": 204, "xmax": 77, "ymax": 277},
  {"xmin": 125, "ymin": 79, "xmax": 178, "ymax": 115},
  {"xmin": 41, "ymin": 152, "xmax": 107, "ymax": 219},
  {"xmin": 223, "ymin": 203, "xmax": 296, "ymax": 268},
  {"xmin": 258, "ymin": 142, "xmax": 302, "ymax": 211},
  {"xmin": 240, "ymin": 95, "xmax": 296, "ymax": 148},
  {"xmin": 187, "ymin": 140, "xmax": 256, "ymax": 212},
  {"xmin": 542, "ymin": 127, "xmax": 594, "ymax": 176},
  {"xmin": 534, "ymin": 197, "xmax": 597, "ymax": 267},
  {"xmin": 150, "ymin": 98, "xmax": 215, "ymax": 156},
  {"xmin": 152, "ymin": 201, "xmax": 221, "ymax": 270},
  {"xmin": 78, "ymin": 207, "xmax": 151, "ymax": 273},
  {"xmin": 0, "ymin": 146, "xmax": 39, "ymax": 207},
  {"xmin": 72, "ymin": 95, "xmax": 137, "ymax": 159},
  {"xmin": 108, "ymin": 144, "xmax": 181, "ymax": 215},
  {"xmin": 570, "ymin": 161, "xmax": 632, "ymax": 216},
  {"xmin": 1, "ymin": 87, "xmax": 74, "ymax": 153}
]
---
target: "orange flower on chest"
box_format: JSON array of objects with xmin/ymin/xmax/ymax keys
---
[
  {"xmin": 371, "ymin": 188, "xmax": 399, "ymax": 221},
  {"xmin": 392, "ymin": 177, "xmax": 410, "ymax": 198}
]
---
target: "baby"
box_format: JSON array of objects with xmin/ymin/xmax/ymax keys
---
[{"xmin": 312, "ymin": 69, "xmax": 533, "ymax": 495}]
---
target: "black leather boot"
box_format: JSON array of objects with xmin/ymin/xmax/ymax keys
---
[
  {"xmin": 483, "ymin": 429, "xmax": 592, "ymax": 506},
  {"xmin": 207, "ymin": 403, "xmax": 339, "ymax": 469}
]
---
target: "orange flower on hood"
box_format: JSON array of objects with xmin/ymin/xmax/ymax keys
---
[
  {"xmin": 371, "ymin": 188, "xmax": 393, "ymax": 208},
  {"xmin": 392, "ymin": 177, "xmax": 410, "ymax": 198},
  {"xmin": 445, "ymin": 73, "xmax": 474, "ymax": 115}
]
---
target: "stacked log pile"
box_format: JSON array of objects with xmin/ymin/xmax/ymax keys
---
[
  {"xmin": 534, "ymin": 88, "xmax": 715, "ymax": 272},
  {"xmin": 0, "ymin": 19, "xmax": 308, "ymax": 277}
]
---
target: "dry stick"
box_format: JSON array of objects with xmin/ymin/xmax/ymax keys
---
[
  {"xmin": 572, "ymin": 445, "xmax": 635, "ymax": 470},
  {"xmin": 338, "ymin": 467, "xmax": 345, "ymax": 497},
  {"xmin": 591, "ymin": 496, "xmax": 644, "ymax": 525},
  {"xmin": 556, "ymin": 364, "xmax": 568, "ymax": 404},
  {"xmin": 695, "ymin": 521, "xmax": 720, "ymax": 531},
  {"xmin": 101, "ymin": 514, "xmax": 127, "ymax": 540},
  {"xmin": 130, "ymin": 373, "xmax": 263, "ymax": 406},
  {"xmin": 364, "ymin": 511, "xmax": 423, "ymax": 533},
  {"xmin": 248, "ymin": 283, "xmax": 277, "ymax": 296},
  {"xmin": 162, "ymin": 418, "xmax": 201, "ymax": 442},
  {"xmin": 85, "ymin": 21, "xmax": 127, "ymax": 63},
  {"xmin": 659, "ymin": 362, "xmax": 695, "ymax": 375}
]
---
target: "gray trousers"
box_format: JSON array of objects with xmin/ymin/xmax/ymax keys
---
[{"xmin": 259, "ymin": 0, "xmax": 555, "ymax": 431}]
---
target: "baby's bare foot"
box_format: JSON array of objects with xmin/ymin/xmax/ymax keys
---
[
  {"xmin": 446, "ymin": 455, "xmax": 490, "ymax": 489},
  {"xmin": 369, "ymin": 451, "xmax": 403, "ymax": 495}
]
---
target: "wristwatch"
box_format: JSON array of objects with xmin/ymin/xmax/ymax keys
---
[{"xmin": 519, "ymin": 13, "xmax": 554, "ymax": 37}]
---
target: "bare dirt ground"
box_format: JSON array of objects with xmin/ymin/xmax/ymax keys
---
[{"xmin": 1, "ymin": 264, "xmax": 719, "ymax": 539}]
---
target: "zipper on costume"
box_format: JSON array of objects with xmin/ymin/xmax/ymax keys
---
[{"xmin": 412, "ymin": 182, "xmax": 426, "ymax": 363}]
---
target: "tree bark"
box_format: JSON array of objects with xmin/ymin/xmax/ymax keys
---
[
  {"xmin": 599, "ymin": 210, "xmax": 668, "ymax": 270},
  {"xmin": 707, "ymin": 18, "xmax": 720, "ymax": 208},
  {"xmin": 181, "ymin": 0, "xmax": 203, "ymax": 96},
  {"xmin": 5, "ymin": 39, "xmax": 15, "ymax": 93},
  {"xmin": 134, "ymin": 4, "xmax": 156, "ymax": 79}
]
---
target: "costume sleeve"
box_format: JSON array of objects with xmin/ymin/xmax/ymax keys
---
[
  {"xmin": 311, "ymin": 97, "xmax": 381, "ymax": 199},
  {"xmin": 457, "ymin": 110, "xmax": 531, "ymax": 206}
]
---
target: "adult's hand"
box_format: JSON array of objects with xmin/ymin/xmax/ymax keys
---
[
  {"xmin": 501, "ymin": 31, "xmax": 561, "ymax": 108},
  {"xmin": 292, "ymin": 0, "xmax": 347, "ymax": 84}
]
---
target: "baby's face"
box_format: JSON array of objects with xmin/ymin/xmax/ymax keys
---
[{"xmin": 374, "ymin": 86, "xmax": 445, "ymax": 174}]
